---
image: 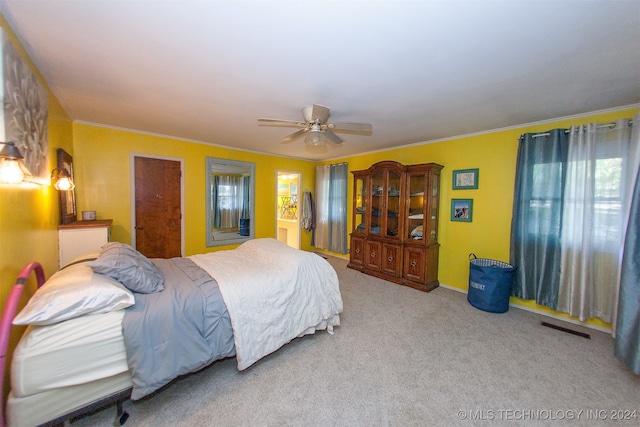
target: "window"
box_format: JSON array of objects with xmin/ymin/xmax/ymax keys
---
[
  {"xmin": 511, "ymin": 120, "xmax": 638, "ymax": 322},
  {"xmin": 314, "ymin": 163, "xmax": 348, "ymax": 254}
]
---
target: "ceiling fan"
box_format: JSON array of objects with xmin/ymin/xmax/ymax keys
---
[{"xmin": 258, "ymin": 104, "xmax": 372, "ymax": 146}]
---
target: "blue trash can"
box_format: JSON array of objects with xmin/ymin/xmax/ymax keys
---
[{"xmin": 467, "ymin": 254, "xmax": 516, "ymax": 313}]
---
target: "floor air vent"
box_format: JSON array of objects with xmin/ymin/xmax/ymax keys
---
[{"xmin": 541, "ymin": 321, "xmax": 591, "ymax": 339}]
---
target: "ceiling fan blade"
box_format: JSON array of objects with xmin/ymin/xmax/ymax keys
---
[
  {"xmin": 323, "ymin": 129, "xmax": 343, "ymax": 144},
  {"xmin": 282, "ymin": 128, "xmax": 308, "ymax": 143},
  {"xmin": 302, "ymin": 104, "xmax": 331, "ymax": 124},
  {"xmin": 329, "ymin": 122, "xmax": 373, "ymax": 133},
  {"xmin": 258, "ymin": 118, "xmax": 306, "ymax": 127}
]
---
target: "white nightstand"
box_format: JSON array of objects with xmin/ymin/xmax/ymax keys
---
[{"xmin": 58, "ymin": 220, "xmax": 113, "ymax": 268}]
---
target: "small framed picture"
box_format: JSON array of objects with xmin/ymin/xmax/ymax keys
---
[
  {"xmin": 451, "ymin": 198, "xmax": 473, "ymax": 222},
  {"xmin": 452, "ymin": 168, "xmax": 479, "ymax": 189}
]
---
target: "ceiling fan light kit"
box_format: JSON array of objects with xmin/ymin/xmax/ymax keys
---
[
  {"xmin": 258, "ymin": 104, "xmax": 372, "ymax": 146},
  {"xmin": 304, "ymin": 127, "xmax": 324, "ymax": 146}
]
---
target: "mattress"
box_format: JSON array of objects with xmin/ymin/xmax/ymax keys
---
[
  {"xmin": 11, "ymin": 309, "xmax": 129, "ymax": 397},
  {"xmin": 7, "ymin": 372, "xmax": 132, "ymax": 427}
]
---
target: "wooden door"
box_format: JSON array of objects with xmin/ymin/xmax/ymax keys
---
[{"xmin": 134, "ymin": 157, "xmax": 182, "ymax": 258}]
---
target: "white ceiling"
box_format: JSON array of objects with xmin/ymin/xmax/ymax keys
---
[{"xmin": 1, "ymin": 0, "xmax": 639, "ymax": 161}]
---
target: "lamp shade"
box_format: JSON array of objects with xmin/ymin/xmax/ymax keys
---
[
  {"xmin": 304, "ymin": 132, "xmax": 323, "ymax": 146},
  {"xmin": 0, "ymin": 142, "xmax": 32, "ymax": 184},
  {"xmin": 304, "ymin": 124, "xmax": 325, "ymax": 146},
  {"xmin": 51, "ymin": 168, "xmax": 75, "ymax": 191}
]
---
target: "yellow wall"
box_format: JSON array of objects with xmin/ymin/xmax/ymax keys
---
[
  {"xmin": 71, "ymin": 123, "xmax": 317, "ymax": 256},
  {"xmin": 0, "ymin": 15, "xmax": 74, "ymax": 398},
  {"xmin": 322, "ymin": 106, "xmax": 639, "ymax": 330}
]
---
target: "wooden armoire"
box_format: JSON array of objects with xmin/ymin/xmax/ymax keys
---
[{"xmin": 347, "ymin": 161, "xmax": 443, "ymax": 292}]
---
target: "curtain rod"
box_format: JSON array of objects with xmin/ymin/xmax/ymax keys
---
[
  {"xmin": 529, "ymin": 120, "xmax": 634, "ymax": 139},
  {"xmin": 317, "ymin": 161, "xmax": 348, "ymax": 167}
]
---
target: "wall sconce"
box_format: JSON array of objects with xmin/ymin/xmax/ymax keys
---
[
  {"xmin": 0, "ymin": 141, "xmax": 33, "ymax": 184},
  {"xmin": 51, "ymin": 168, "xmax": 75, "ymax": 191}
]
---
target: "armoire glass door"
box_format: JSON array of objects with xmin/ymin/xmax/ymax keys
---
[
  {"xmin": 407, "ymin": 172, "xmax": 426, "ymax": 241},
  {"xmin": 386, "ymin": 170, "xmax": 401, "ymax": 238},
  {"xmin": 354, "ymin": 175, "xmax": 367, "ymax": 234},
  {"xmin": 429, "ymin": 173, "xmax": 439, "ymax": 243},
  {"xmin": 370, "ymin": 171, "xmax": 384, "ymax": 235}
]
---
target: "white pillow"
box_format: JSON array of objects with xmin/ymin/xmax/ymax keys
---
[{"xmin": 13, "ymin": 262, "xmax": 135, "ymax": 326}]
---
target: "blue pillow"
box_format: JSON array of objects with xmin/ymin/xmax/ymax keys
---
[{"xmin": 89, "ymin": 242, "xmax": 165, "ymax": 293}]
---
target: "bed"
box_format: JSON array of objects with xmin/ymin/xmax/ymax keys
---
[{"xmin": 1, "ymin": 238, "xmax": 343, "ymax": 427}]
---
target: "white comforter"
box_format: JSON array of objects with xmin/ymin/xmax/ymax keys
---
[{"xmin": 190, "ymin": 238, "xmax": 343, "ymax": 370}]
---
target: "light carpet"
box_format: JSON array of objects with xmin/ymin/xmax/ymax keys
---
[{"xmin": 72, "ymin": 255, "xmax": 639, "ymax": 426}]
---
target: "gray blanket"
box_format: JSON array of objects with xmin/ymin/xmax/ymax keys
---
[{"xmin": 122, "ymin": 257, "xmax": 235, "ymax": 400}]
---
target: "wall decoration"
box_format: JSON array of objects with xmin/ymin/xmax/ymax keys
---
[
  {"xmin": 57, "ymin": 149, "xmax": 76, "ymax": 225},
  {"xmin": 278, "ymin": 182, "xmax": 290, "ymax": 196},
  {"xmin": 451, "ymin": 198, "xmax": 473, "ymax": 222},
  {"xmin": 452, "ymin": 168, "xmax": 479, "ymax": 190},
  {"xmin": 0, "ymin": 28, "xmax": 49, "ymax": 184}
]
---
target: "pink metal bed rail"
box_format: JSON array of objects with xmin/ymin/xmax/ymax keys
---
[{"xmin": 0, "ymin": 262, "xmax": 45, "ymax": 427}]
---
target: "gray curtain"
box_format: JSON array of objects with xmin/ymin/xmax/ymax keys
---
[
  {"xmin": 313, "ymin": 162, "xmax": 348, "ymax": 254},
  {"xmin": 510, "ymin": 129, "xmax": 569, "ymax": 309},
  {"xmin": 328, "ymin": 162, "xmax": 348, "ymax": 254},
  {"xmin": 241, "ymin": 175, "xmax": 250, "ymax": 219},
  {"xmin": 615, "ymin": 122, "xmax": 640, "ymax": 374},
  {"xmin": 213, "ymin": 175, "xmax": 221, "ymax": 228}
]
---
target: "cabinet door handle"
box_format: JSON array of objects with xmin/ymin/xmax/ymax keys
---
[
  {"xmin": 411, "ymin": 259, "xmax": 417, "ymax": 267},
  {"xmin": 355, "ymin": 248, "xmax": 360, "ymax": 253},
  {"xmin": 370, "ymin": 252, "xmax": 376, "ymax": 257},
  {"xmin": 388, "ymin": 256, "xmax": 393, "ymax": 262},
  {"xmin": 136, "ymin": 226, "xmax": 144, "ymax": 230}
]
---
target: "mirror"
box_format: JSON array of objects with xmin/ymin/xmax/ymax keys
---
[{"xmin": 206, "ymin": 157, "xmax": 255, "ymax": 247}]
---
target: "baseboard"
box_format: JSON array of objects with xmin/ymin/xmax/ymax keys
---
[{"xmin": 438, "ymin": 283, "xmax": 613, "ymax": 334}]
